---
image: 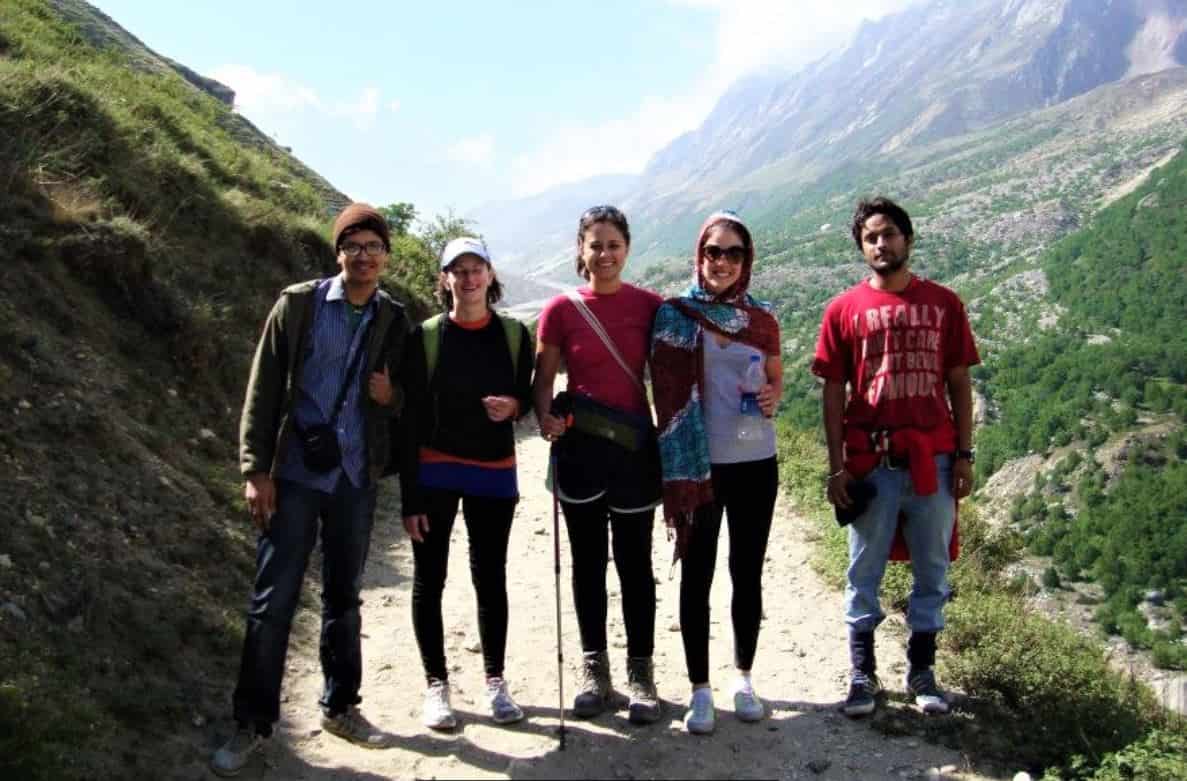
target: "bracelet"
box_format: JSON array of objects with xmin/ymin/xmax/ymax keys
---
[{"xmin": 827, "ymin": 469, "xmax": 847, "ymax": 480}]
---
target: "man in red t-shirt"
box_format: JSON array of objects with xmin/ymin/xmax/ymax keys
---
[{"xmin": 811, "ymin": 197, "xmax": 980, "ymax": 718}]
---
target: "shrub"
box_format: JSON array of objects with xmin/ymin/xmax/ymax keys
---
[{"xmin": 943, "ymin": 590, "xmax": 1159, "ymax": 768}]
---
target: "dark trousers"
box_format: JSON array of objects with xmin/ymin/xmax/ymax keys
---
[
  {"xmin": 232, "ymin": 477, "xmax": 377, "ymax": 730},
  {"xmin": 411, "ymin": 488, "xmax": 517, "ymax": 683},
  {"xmin": 563, "ymin": 498, "xmax": 656, "ymax": 658},
  {"xmin": 680, "ymin": 457, "xmax": 778, "ymax": 685}
]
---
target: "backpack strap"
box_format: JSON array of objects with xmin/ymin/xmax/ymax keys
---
[
  {"xmin": 421, "ymin": 313, "xmax": 447, "ymax": 383},
  {"xmin": 498, "ymin": 313, "xmax": 523, "ymax": 379},
  {"xmin": 422, "ymin": 312, "xmax": 524, "ymax": 383}
]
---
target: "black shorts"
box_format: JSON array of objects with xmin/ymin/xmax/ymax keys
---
[{"xmin": 550, "ymin": 428, "xmax": 662, "ymax": 514}]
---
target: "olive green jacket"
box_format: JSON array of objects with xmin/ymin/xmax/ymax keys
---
[{"xmin": 238, "ymin": 279, "xmax": 409, "ymax": 484}]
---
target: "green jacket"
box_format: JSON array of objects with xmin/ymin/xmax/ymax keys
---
[{"xmin": 238, "ymin": 279, "xmax": 410, "ymax": 484}]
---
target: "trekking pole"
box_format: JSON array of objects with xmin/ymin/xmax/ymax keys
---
[{"xmin": 550, "ymin": 446, "xmax": 567, "ymax": 750}]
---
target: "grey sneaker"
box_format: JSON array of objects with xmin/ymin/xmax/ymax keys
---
[
  {"xmin": 626, "ymin": 656, "xmax": 661, "ymax": 724},
  {"xmin": 683, "ymin": 687, "xmax": 715, "ymax": 735},
  {"xmin": 841, "ymin": 670, "xmax": 881, "ymax": 718},
  {"xmin": 321, "ymin": 705, "xmax": 396, "ymax": 748},
  {"xmin": 423, "ymin": 678, "xmax": 457, "ymax": 730},
  {"xmin": 573, "ymin": 650, "xmax": 627, "ymax": 718},
  {"xmin": 210, "ymin": 726, "xmax": 264, "ymax": 777},
  {"xmin": 906, "ymin": 668, "xmax": 950, "ymax": 714},
  {"xmin": 486, "ymin": 677, "xmax": 525, "ymax": 725},
  {"xmin": 732, "ymin": 676, "xmax": 765, "ymax": 722}
]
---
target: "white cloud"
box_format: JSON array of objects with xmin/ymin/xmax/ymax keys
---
[
  {"xmin": 332, "ymin": 87, "xmax": 381, "ymax": 131},
  {"xmin": 209, "ymin": 64, "xmax": 323, "ymax": 112},
  {"xmin": 389, "ymin": 99, "xmax": 402, "ymax": 113},
  {"xmin": 446, "ymin": 134, "xmax": 496, "ymax": 166},
  {"xmin": 211, "ymin": 64, "xmax": 387, "ymax": 131},
  {"xmin": 508, "ymin": 92, "xmax": 713, "ymax": 196},
  {"xmin": 508, "ymin": 0, "xmax": 920, "ymax": 196}
]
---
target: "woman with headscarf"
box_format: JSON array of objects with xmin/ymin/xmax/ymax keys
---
[{"xmin": 651, "ymin": 211, "xmax": 783, "ymax": 735}]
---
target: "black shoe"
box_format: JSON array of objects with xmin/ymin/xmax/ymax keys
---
[
  {"xmin": 841, "ymin": 670, "xmax": 881, "ymax": 718},
  {"xmin": 905, "ymin": 668, "xmax": 950, "ymax": 714}
]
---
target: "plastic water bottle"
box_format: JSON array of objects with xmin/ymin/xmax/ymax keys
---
[{"xmin": 737, "ymin": 354, "xmax": 765, "ymax": 441}]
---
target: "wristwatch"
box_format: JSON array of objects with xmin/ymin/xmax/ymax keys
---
[{"xmin": 955, "ymin": 449, "xmax": 975, "ymax": 463}]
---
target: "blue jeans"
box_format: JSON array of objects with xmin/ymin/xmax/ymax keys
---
[
  {"xmin": 232, "ymin": 477, "xmax": 377, "ymax": 728},
  {"xmin": 844, "ymin": 454, "xmax": 955, "ymax": 634}
]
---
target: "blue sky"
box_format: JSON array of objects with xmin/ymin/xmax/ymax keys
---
[{"xmin": 92, "ymin": 1, "xmax": 916, "ymax": 221}]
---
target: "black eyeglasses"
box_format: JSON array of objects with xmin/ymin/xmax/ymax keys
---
[
  {"xmin": 703, "ymin": 244, "xmax": 746, "ymax": 264},
  {"xmin": 340, "ymin": 240, "xmax": 387, "ymax": 257}
]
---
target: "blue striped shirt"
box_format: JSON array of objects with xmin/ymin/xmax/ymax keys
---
[{"xmin": 278, "ymin": 275, "xmax": 374, "ymax": 492}]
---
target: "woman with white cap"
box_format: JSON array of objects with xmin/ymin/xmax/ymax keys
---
[
  {"xmin": 399, "ymin": 237, "xmax": 534, "ymax": 730},
  {"xmin": 651, "ymin": 211, "xmax": 783, "ymax": 735}
]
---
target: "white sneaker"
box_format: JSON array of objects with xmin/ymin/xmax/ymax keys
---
[
  {"xmin": 210, "ymin": 726, "xmax": 265, "ymax": 777},
  {"xmin": 423, "ymin": 679, "xmax": 457, "ymax": 730},
  {"xmin": 733, "ymin": 676, "xmax": 765, "ymax": 722},
  {"xmin": 683, "ymin": 687, "xmax": 716, "ymax": 735},
  {"xmin": 486, "ymin": 677, "xmax": 525, "ymax": 724}
]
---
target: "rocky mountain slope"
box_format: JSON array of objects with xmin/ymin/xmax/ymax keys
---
[{"xmin": 489, "ymin": 0, "xmax": 1187, "ymax": 277}]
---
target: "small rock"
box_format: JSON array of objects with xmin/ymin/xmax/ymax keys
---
[
  {"xmin": 1013, "ymin": 773, "xmax": 1033, "ymax": 781},
  {"xmin": 2, "ymin": 602, "xmax": 28, "ymax": 621},
  {"xmin": 807, "ymin": 759, "xmax": 831, "ymax": 774},
  {"xmin": 192, "ymin": 713, "xmax": 207, "ymax": 728},
  {"xmin": 668, "ymin": 622, "xmax": 681, "ymax": 632},
  {"xmin": 940, "ymin": 766, "xmax": 957, "ymax": 774},
  {"xmin": 906, "ymin": 740, "xmax": 920, "ymax": 748},
  {"xmin": 25, "ymin": 511, "xmax": 48, "ymax": 527},
  {"xmin": 199, "ymin": 428, "xmax": 217, "ymax": 440},
  {"xmin": 168, "ymin": 389, "xmax": 179, "ymax": 398},
  {"xmin": 159, "ymin": 476, "xmax": 173, "ymax": 487},
  {"xmin": 67, "ymin": 615, "xmax": 85, "ymax": 633},
  {"xmin": 309, "ymin": 728, "xmax": 322, "ymax": 738},
  {"xmin": 464, "ymin": 640, "xmax": 482, "ymax": 654},
  {"xmin": 18, "ymin": 400, "xmax": 31, "ymax": 410},
  {"xmin": 534, "ymin": 527, "xmax": 547, "ymax": 535},
  {"xmin": 0, "ymin": 554, "xmax": 12, "ymax": 569},
  {"xmin": 38, "ymin": 561, "xmax": 50, "ymax": 571}
]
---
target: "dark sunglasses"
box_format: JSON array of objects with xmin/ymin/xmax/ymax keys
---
[{"xmin": 703, "ymin": 244, "xmax": 746, "ymax": 264}]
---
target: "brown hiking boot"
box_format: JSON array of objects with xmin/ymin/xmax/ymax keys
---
[
  {"xmin": 626, "ymin": 656, "xmax": 661, "ymax": 724},
  {"xmin": 573, "ymin": 650, "xmax": 626, "ymax": 718}
]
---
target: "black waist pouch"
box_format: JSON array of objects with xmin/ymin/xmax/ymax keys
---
[
  {"xmin": 296, "ymin": 422, "xmax": 342, "ymax": 473},
  {"xmin": 562, "ymin": 392, "xmax": 654, "ymax": 452}
]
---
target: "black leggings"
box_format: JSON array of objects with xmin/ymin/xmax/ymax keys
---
[
  {"xmin": 411, "ymin": 488, "xmax": 517, "ymax": 683},
  {"xmin": 563, "ymin": 498, "xmax": 656, "ymax": 658},
  {"xmin": 680, "ymin": 457, "xmax": 778, "ymax": 685}
]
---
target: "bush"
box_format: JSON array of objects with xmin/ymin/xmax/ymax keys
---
[
  {"xmin": 1045, "ymin": 728, "xmax": 1187, "ymax": 781},
  {"xmin": 943, "ymin": 591, "xmax": 1160, "ymax": 769}
]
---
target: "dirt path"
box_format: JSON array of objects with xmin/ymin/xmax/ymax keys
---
[{"xmin": 195, "ymin": 429, "xmax": 986, "ymax": 780}]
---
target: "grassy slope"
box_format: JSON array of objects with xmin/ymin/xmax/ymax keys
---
[{"xmin": 0, "ymin": 3, "xmax": 426, "ymax": 778}]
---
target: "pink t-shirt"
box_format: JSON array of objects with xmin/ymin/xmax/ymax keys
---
[
  {"xmin": 537, "ymin": 283, "xmax": 663, "ymax": 417},
  {"xmin": 811, "ymin": 276, "xmax": 980, "ymax": 430}
]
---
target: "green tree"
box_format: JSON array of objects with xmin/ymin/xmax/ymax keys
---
[{"xmin": 378, "ymin": 202, "xmax": 417, "ymax": 236}]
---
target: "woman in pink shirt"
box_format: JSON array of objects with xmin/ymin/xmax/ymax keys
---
[{"xmin": 533, "ymin": 205, "xmax": 663, "ymax": 724}]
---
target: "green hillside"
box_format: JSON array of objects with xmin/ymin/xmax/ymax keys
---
[
  {"xmin": 979, "ymin": 144, "xmax": 1187, "ymax": 666},
  {"xmin": 0, "ymin": 2, "xmax": 428, "ymax": 778}
]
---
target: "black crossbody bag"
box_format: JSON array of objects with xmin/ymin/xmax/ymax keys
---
[{"xmin": 295, "ymin": 325, "xmax": 371, "ymax": 473}]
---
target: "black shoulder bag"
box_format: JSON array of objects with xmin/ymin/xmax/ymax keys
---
[{"xmin": 294, "ymin": 327, "xmax": 371, "ymax": 473}]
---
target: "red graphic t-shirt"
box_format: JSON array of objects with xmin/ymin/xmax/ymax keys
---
[
  {"xmin": 811, "ymin": 276, "xmax": 980, "ymax": 430},
  {"xmin": 537, "ymin": 283, "xmax": 662, "ymax": 417}
]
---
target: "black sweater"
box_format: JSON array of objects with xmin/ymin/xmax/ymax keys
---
[{"xmin": 398, "ymin": 313, "xmax": 534, "ymax": 513}]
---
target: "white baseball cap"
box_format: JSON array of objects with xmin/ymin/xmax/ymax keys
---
[{"xmin": 440, "ymin": 237, "xmax": 491, "ymax": 270}]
